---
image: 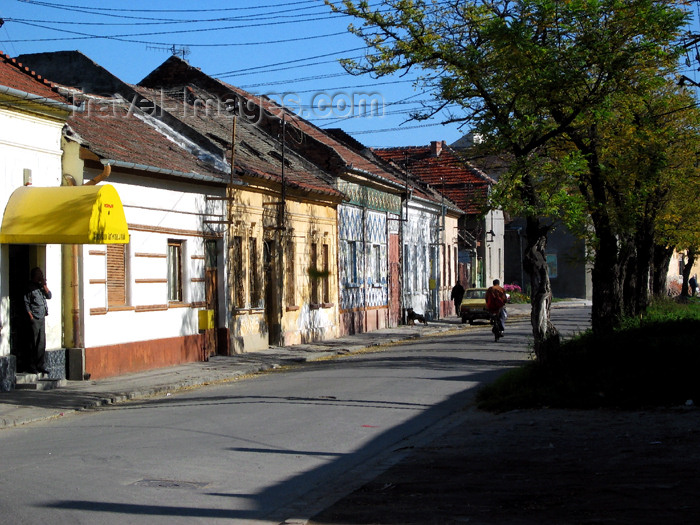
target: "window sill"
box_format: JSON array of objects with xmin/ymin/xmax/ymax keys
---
[
  {"xmin": 233, "ymin": 308, "xmax": 265, "ymax": 314},
  {"xmin": 167, "ymin": 302, "xmax": 190, "ymax": 309},
  {"xmin": 310, "ymin": 302, "xmax": 335, "ymax": 310},
  {"xmin": 286, "ymin": 305, "xmax": 300, "ymax": 312}
]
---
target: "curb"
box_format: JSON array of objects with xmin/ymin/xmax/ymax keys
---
[{"xmin": 0, "ymin": 309, "xmax": 537, "ymax": 429}]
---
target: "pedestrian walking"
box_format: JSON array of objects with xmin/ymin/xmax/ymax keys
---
[
  {"xmin": 450, "ymin": 281, "xmax": 465, "ymax": 316},
  {"xmin": 690, "ymin": 275, "xmax": 697, "ymax": 297}
]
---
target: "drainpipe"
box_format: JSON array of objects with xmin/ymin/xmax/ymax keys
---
[
  {"xmin": 83, "ymin": 163, "xmax": 111, "ymax": 186},
  {"xmin": 64, "ymin": 162, "xmax": 113, "ymax": 349},
  {"xmin": 62, "ymin": 175, "xmax": 83, "ymax": 349}
]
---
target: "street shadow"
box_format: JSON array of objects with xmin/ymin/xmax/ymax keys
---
[{"xmin": 40, "ymin": 364, "xmax": 510, "ymax": 522}]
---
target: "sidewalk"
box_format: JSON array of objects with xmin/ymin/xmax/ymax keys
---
[{"xmin": 0, "ymin": 302, "xmax": 533, "ymax": 429}]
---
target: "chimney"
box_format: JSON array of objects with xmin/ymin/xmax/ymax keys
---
[{"xmin": 430, "ymin": 140, "xmax": 445, "ymax": 157}]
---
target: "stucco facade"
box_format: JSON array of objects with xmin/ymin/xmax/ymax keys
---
[
  {"xmin": 0, "ymin": 55, "xmax": 72, "ymax": 389},
  {"xmin": 76, "ymin": 170, "xmax": 228, "ymax": 379},
  {"xmin": 227, "ymin": 182, "xmax": 340, "ymax": 352}
]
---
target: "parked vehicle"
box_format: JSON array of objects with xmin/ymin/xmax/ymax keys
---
[
  {"xmin": 460, "ymin": 287, "xmax": 512, "ymax": 324},
  {"xmin": 460, "ymin": 288, "xmax": 490, "ymax": 324}
]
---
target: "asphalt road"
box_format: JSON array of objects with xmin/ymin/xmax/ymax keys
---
[{"xmin": 0, "ymin": 303, "xmax": 591, "ymax": 524}]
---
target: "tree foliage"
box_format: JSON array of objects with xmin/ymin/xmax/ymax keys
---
[{"xmin": 329, "ymin": 0, "xmax": 695, "ymax": 341}]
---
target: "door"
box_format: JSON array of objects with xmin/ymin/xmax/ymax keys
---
[
  {"xmin": 263, "ymin": 240, "xmax": 281, "ymax": 345},
  {"xmin": 204, "ymin": 240, "xmax": 219, "ymax": 357},
  {"xmin": 388, "ymin": 234, "xmax": 401, "ymax": 327}
]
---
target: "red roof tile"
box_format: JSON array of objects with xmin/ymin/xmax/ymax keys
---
[
  {"xmin": 0, "ymin": 51, "xmax": 68, "ymax": 104},
  {"xmin": 67, "ymin": 98, "xmax": 229, "ymax": 182},
  {"xmin": 132, "ymin": 84, "xmax": 343, "ymax": 198},
  {"xmin": 373, "ymin": 144, "xmax": 494, "ymax": 215},
  {"xmin": 138, "ymin": 56, "xmax": 441, "ymax": 204}
]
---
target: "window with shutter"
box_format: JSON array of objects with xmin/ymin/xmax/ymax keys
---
[
  {"xmin": 107, "ymin": 244, "xmax": 127, "ymax": 307},
  {"xmin": 286, "ymin": 238, "xmax": 295, "ymax": 307},
  {"xmin": 322, "ymin": 243, "xmax": 329, "ymax": 303},
  {"xmin": 168, "ymin": 240, "xmax": 183, "ymax": 302},
  {"xmin": 310, "ymin": 242, "xmax": 318, "ymax": 304}
]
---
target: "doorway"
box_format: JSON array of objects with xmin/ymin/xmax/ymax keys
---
[
  {"xmin": 263, "ymin": 239, "xmax": 281, "ymax": 345},
  {"xmin": 8, "ymin": 245, "xmax": 34, "ymax": 372},
  {"xmin": 204, "ymin": 239, "xmax": 219, "ymax": 357}
]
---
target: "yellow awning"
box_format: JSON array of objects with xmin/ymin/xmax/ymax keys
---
[{"xmin": 0, "ymin": 184, "xmax": 129, "ymax": 244}]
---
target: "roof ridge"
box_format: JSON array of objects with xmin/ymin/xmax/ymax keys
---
[{"xmin": 0, "ymin": 50, "xmax": 60, "ymax": 92}]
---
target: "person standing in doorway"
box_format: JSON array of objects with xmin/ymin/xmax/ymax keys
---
[
  {"xmin": 24, "ymin": 267, "xmax": 51, "ymax": 374},
  {"xmin": 485, "ymin": 279, "xmax": 508, "ymax": 342},
  {"xmin": 450, "ymin": 281, "xmax": 465, "ymax": 316}
]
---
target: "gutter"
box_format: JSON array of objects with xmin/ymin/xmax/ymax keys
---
[
  {"xmin": 100, "ymin": 159, "xmax": 245, "ymax": 185},
  {"xmin": 410, "ymin": 193, "xmax": 463, "ymax": 215},
  {"xmin": 0, "ymin": 84, "xmax": 81, "ymax": 113},
  {"xmin": 345, "ymin": 165, "xmax": 406, "ymax": 192}
]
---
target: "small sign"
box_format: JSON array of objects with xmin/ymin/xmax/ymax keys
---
[
  {"xmin": 546, "ymin": 254, "xmax": 558, "ymax": 279},
  {"xmin": 198, "ymin": 309, "xmax": 214, "ymax": 330}
]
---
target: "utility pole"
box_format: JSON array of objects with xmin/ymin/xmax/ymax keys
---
[{"xmin": 276, "ymin": 115, "xmax": 287, "ymax": 346}]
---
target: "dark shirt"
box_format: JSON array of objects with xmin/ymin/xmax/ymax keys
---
[
  {"xmin": 24, "ymin": 281, "xmax": 51, "ymax": 319},
  {"xmin": 450, "ymin": 283, "xmax": 465, "ymax": 302}
]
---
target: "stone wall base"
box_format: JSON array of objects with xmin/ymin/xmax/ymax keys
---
[{"xmin": 0, "ymin": 355, "xmax": 17, "ymax": 392}]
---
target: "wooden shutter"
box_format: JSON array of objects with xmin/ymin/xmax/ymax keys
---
[
  {"xmin": 322, "ymin": 244, "xmax": 329, "ymax": 303},
  {"xmin": 310, "ymin": 242, "xmax": 318, "ymax": 304},
  {"xmin": 107, "ymin": 244, "xmax": 126, "ymax": 306},
  {"xmin": 286, "ymin": 238, "xmax": 295, "ymax": 307}
]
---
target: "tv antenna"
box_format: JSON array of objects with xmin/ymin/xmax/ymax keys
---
[{"xmin": 146, "ymin": 44, "xmax": 191, "ymax": 60}]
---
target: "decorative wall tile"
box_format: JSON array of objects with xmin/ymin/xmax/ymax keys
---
[{"xmin": 338, "ymin": 204, "xmax": 388, "ymax": 310}]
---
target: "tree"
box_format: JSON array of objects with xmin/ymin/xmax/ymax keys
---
[
  {"xmin": 329, "ymin": 0, "xmax": 690, "ymax": 350},
  {"xmin": 654, "ymin": 96, "xmax": 700, "ymax": 298}
]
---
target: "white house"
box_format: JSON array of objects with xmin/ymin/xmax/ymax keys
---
[
  {"xmin": 0, "ymin": 53, "xmax": 79, "ymax": 389},
  {"xmin": 59, "ymin": 90, "xmax": 233, "ymax": 379}
]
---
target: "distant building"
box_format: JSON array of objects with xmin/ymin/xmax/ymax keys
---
[
  {"xmin": 452, "ymin": 134, "xmax": 592, "ymax": 300},
  {"xmin": 373, "ymin": 141, "xmax": 501, "ymax": 291}
]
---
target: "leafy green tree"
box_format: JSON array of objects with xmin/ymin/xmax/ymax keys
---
[
  {"xmin": 329, "ymin": 0, "xmax": 690, "ymax": 342},
  {"xmin": 561, "ymin": 74, "xmax": 699, "ymax": 326},
  {"xmin": 653, "ymin": 94, "xmax": 700, "ymax": 298}
]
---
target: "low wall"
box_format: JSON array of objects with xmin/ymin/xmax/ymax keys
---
[{"xmin": 84, "ymin": 334, "xmax": 205, "ymax": 380}]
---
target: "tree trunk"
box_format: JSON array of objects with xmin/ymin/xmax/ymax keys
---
[
  {"xmin": 651, "ymin": 244, "xmax": 673, "ymax": 296},
  {"xmin": 621, "ymin": 220, "xmax": 656, "ymax": 318},
  {"xmin": 634, "ymin": 226, "xmax": 654, "ymax": 314},
  {"xmin": 620, "ymin": 236, "xmax": 637, "ymax": 318},
  {"xmin": 576, "ymin": 137, "xmax": 624, "ymax": 334},
  {"xmin": 680, "ymin": 247, "xmax": 697, "ymax": 298},
  {"xmin": 591, "ymin": 227, "xmax": 624, "ymax": 334},
  {"xmin": 523, "ymin": 216, "xmax": 560, "ymax": 363}
]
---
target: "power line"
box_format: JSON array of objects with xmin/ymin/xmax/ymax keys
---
[
  {"xmin": 5, "ymin": 9, "xmax": 345, "ymax": 26},
  {"xmin": 17, "ymin": 0, "xmax": 325, "ymax": 14},
  {"xmin": 7, "ymin": 19, "xmax": 350, "ymax": 46},
  {"xmin": 213, "ymin": 48, "xmax": 367, "ymax": 77}
]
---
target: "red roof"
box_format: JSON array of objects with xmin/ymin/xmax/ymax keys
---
[
  {"xmin": 132, "ymin": 84, "xmax": 342, "ymax": 198},
  {"xmin": 138, "ymin": 56, "xmax": 438, "ymax": 203},
  {"xmin": 373, "ymin": 143, "xmax": 494, "ymax": 215},
  {"xmin": 222, "ymin": 82, "xmax": 414, "ymax": 191},
  {"xmin": 67, "ymin": 97, "xmax": 229, "ymax": 182},
  {"xmin": 0, "ymin": 51, "xmax": 68, "ymax": 104}
]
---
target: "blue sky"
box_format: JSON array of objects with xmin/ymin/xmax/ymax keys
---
[
  {"xmin": 3, "ymin": 1, "xmax": 699, "ymax": 148},
  {"xmin": 1, "ymin": 0, "xmax": 465, "ymax": 148}
]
